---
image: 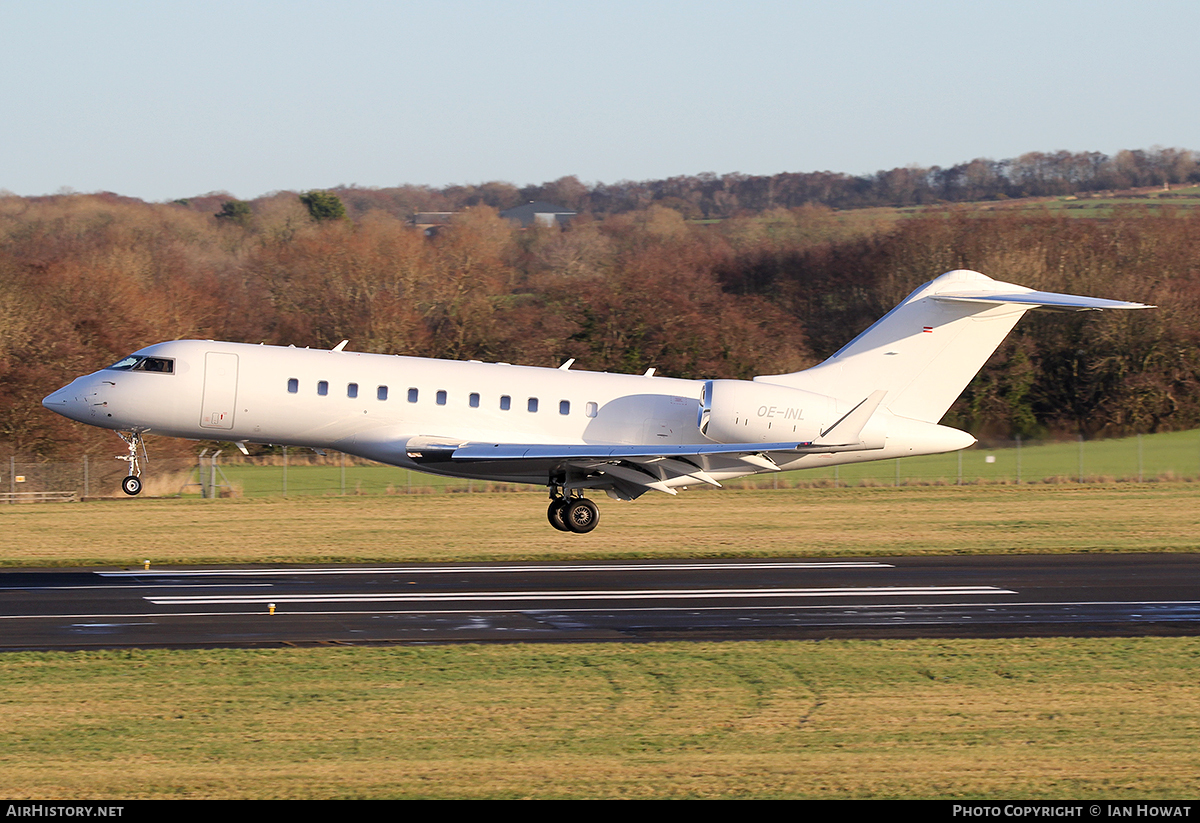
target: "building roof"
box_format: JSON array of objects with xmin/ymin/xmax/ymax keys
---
[{"xmin": 499, "ymin": 201, "xmax": 577, "ymax": 227}]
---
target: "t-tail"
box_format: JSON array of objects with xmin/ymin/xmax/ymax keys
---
[{"xmin": 755, "ymin": 269, "xmax": 1153, "ymax": 424}]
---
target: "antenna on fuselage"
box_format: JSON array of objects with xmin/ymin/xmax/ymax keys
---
[
  {"xmin": 558, "ymin": 358, "xmax": 575, "ymax": 370},
  {"xmin": 332, "ymin": 340, "xmax": 348, "ymax": 352}
]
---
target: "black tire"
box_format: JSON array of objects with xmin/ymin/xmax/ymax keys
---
[
  {"xmin": 566, "ymin": 498, "xmax": 599, "ymax": 534},
  {"xmin": 547, "ymin": 499, "xmax": 571, "ymax": 532},
  {"xmin": 121, "ymin": 475, "xmax": 142, "ymax": 496}
]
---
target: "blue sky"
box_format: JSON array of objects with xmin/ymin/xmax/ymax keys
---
[{"xmin": 2, "ymin": 0, "xmax": 1197, "ymax": 201}]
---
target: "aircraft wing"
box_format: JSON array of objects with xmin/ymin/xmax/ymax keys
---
[
  {"xmin": 438, "ymin": 442, "xmax": 807, "ymax": 460},
  {"xmin": 404, "ymin": 438, "xmax": 844, "ymax": 499},
  {"xmin": 399, "ymin": 389, "xmax": 895, "ymax": 499}
]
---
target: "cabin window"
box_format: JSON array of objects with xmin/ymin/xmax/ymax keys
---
[
  {"xmin": 469, "ymin": 393, "xmax": 480, "ymax": 408},
  {"xmin": 585, "ymin": 401, "xmax": 598, "ymax": 418},
  {"xmin": 347, "ymin": 383, "xmax": 358, "ymax": 398},
  {"xmin": 436, "ymin": 390, "xmax": 447, "ymax": 406},
  {"xmin": 377, "ymin": 385, "xmax": 388, "ymax": 401},
  {"xmin": 287, "ymin": 378, "xmax": 299, "ymax": 394},
  {"xmin": 500, "ymin": 395, "xmax": 511, "ymax": 411},
  {"xmin": 559, "ymin": 400, "xmax": 570, "ymax": 415},
  {"xmin": 528, "ymin": 397, "xmax": 538, "ymax": 413},
  {"xmin": 317, "ymin": 380, "xmax": 329, "ymax": 396},
  {"xmin": 408, "ymin": 388, "xmax": 418, "ymax": 403}
]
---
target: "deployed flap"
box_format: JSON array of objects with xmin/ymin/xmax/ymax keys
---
[
  {"xmin": 631, "ymin": 457, "xmax": 723, "ymax": 488},
  {"xmin": 739, "ymin": 453, "xmax": 781, "ymax": 472},
  {"xmin": 596, "ymin": 463, "xmax": 679, "ymax": 495}
]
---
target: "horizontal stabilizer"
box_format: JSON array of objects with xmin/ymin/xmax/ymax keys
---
[{"xmin": 935, "ymin": 290, "xmax": 1154, "ymax": 312}]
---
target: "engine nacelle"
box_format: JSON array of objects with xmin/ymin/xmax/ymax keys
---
[{"xmin": 699, "ymin": 379, "xmax": 840, "ymax": 444}]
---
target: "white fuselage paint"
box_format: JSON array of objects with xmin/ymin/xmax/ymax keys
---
[
  {"xmin": 46, "ymin": 271, "xmax": 1147, "ymax": 501},
  {"xmin": 43, "ymin": 339, "xmax": 971, "ymax": 487}
]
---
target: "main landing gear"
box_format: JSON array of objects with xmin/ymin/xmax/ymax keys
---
[
  {"xmin": 547, "ymin": 490, "xmax": 599, "ymax": 534},
  {"xmin": 116, "ymin": 431, "xmax": 147, "ymax": 496}
]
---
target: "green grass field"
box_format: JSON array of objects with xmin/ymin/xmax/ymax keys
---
[
  {"xmin": 791, "ymin": 429, "xmax": 1200, "ymax": 487},
  {"xmin": 10, "ymin": 428, "xmax": 1200, "ymax": 500},
  {"xmin": 892, "ymin": 189, "xmax": 1200, "ymax": 220},
  {"xmin": 86, "ymin": 428, "xmax": 1200, "ymax": 499}
]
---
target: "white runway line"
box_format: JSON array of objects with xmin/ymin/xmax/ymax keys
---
[
  {"xmin": 98, "ymin": 561, "xmax": 893, "ymax": 577},
  {"xmin": 2, "ymin": 600, "xmax": 1198, "ymax": 622},
  {"xmin": 145, "ymin": 585, "xmax": 1014, "ymax": 605},
  {"xmin": 0, "ymin": 584, "xmax": 272, "ymax": 591}
]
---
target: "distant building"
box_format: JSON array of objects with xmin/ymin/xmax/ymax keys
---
[
  {"xmin": 409, "ymin": 212, "xmax": 457, "ymax": 237},
  {"xmin": 499, "ymin": 201, "xmax": 576, "ymax": 228}
]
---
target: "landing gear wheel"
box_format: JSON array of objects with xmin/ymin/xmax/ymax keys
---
[
  {"xmin": 565, "ymin": 498, "xmax": 599, "ymax": 534},
  {"xmin": 547, "ymin": 499, "xmax": 571, "ymax": 532},
  {"xmin": 115, "ymin": 431, "xmax": 148, "ymax": 495}
]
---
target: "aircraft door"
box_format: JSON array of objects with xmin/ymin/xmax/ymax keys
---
[{"xmin": 200, "ymin": 352, "xmax": 238, "ymax": 430}]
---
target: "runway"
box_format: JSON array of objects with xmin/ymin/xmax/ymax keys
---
[{"xmin": 0, "ymin": 553, "xmax": 1198, "ymax": 649}]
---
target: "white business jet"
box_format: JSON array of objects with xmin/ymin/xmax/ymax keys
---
[{"xmin": 43, "ymin": 270, "xmax": 1150, "ymax": 533}]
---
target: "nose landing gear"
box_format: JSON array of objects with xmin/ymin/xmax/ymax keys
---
[
  {"xmin": 547, "ymin": 489, "xmax": 600, "ymax": 534},
  {"xmin": 116, "ymin": 431, "xmax": 147, "ymax": 496}
]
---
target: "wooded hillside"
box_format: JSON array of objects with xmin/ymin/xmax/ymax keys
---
[{"xmin": 3, "ymin": 189, "xmax": 1196, "ymax": 460}]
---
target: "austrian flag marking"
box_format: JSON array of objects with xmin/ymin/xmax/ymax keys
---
[{"xmin": 922, "ymin": 326, "xmax": 933, "ymax": 333}]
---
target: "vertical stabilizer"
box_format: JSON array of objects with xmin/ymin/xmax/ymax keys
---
[{"xmin": 754, "ymin": 270, "xmax": 1151, "ymax": 424}]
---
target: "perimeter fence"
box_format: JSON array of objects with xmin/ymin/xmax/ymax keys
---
[{"xmin": 4, "ymin": 429, "xmax": 1200, "ymax": 502}]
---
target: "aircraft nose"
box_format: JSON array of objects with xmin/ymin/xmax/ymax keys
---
[
  {"xmin": 42, "ymin": 383, "xmax": 90, "ymax": 423},
  {"xmin": 42, "ymin": 386, "xmax": 71, "ymax": 410}
]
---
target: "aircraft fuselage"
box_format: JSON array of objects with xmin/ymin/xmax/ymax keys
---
[
  {"xmin": 42, "ymin": 339, "xmax": 970, "ymax": 487},
  {"xmin": 42, "ymin": 270, "xmax": 1152, "ymax": 531}
]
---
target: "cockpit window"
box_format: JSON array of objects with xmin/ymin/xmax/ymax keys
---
[
  {"xmin": 138, "ymin": 357, "xmax": 174, "ymax": 373},
  {"xmin": 106, "ymin": 356, "xmax": 174, "ymax": 374},
  {"xmin": 108, "ymin": 356, "xmax": 140, "ymax": 370}
]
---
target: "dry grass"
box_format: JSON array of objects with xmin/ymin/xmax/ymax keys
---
[
  {"xmin": 0, "ymin": 639, "xmax": 1196, "ymax": 799},
  {"xmin": 1, "ymin": 483, "xmax": 1198, "ymax": 566}
]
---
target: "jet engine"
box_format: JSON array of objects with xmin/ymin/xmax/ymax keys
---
[{"xmin": 698, "ymin": 379, "xmax": 840, "ymax": 444}]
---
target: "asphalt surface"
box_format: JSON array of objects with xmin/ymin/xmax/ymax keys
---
[{"xmin": 1, "ymin": 554, "xmax": 1198, "ymax": 650}]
